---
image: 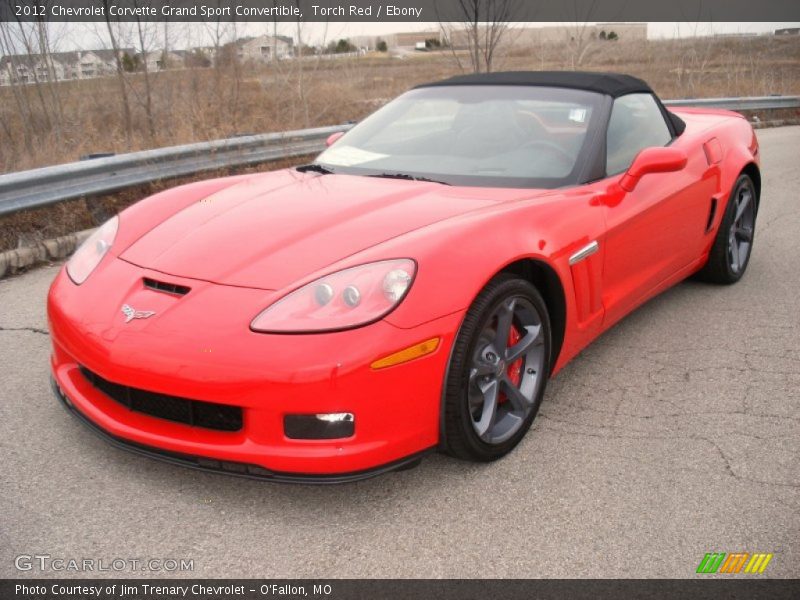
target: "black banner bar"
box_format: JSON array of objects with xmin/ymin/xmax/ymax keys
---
[
  {"xmin": 2, "ymin": 0, "xmax": 800, "ymax": 22},
  {"xmin": 3, "ymin": 579, "xmax": 800, "ymax": 600}
]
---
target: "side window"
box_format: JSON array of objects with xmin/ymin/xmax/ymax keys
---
[{"xmin": 606, "ymin": 93, "xmax": 672, "ymax": 175}]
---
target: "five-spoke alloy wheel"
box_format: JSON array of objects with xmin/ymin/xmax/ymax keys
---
[
  {"xmin": 443, "ymin": 276, "xmax": 551, "ymax": 461},
  {"xmin": 728, "ymin": 178, "xmax": 756, "ymax": 275},
  {"xmin": 697, "ymin": 173, "xmax": 758, "ymax": 284}
]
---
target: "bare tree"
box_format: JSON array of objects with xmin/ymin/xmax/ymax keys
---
[
  {"xmin": 673, "ymin": 23, "xmax": 718, "ymax": 97},
  {"xmin": 560, "ymin": 0, "xmax": 601, "ymax": 69},
  {"xmin": 206, "ymin": 19, "xmax": 244, "ymax": 133},
  {"xmin": 0, "ymin": 23, "xmax": 36, "ymax": 151},
  {"xmin": 200, "ymin": 4, "xmax": 240, "ymax": 133},
  {"xmin": 131, "ymin": 2, "xmax": 157, "ymax": 141},
  {"xmin": 0, "ymin": 21, "xmax": 37, "ymax": 162},
  {"xmin": 34, "ymin": 9, "xmax": 66, "ymax": 130},
  {"xmin": 202, "ymin": 3, "xmax": 232, "ymax": 66},
  {"xmin": 270, "ymin": 6, "xmax": 331, "ymax": 129},
  {"xmin": 1, "ymin": 13, "xmax": 70, "ymax": 167},
  {"xmin": 295, "ymin": 19, "xmax": 332, "ymax": 127},
  {"xmin": 8, "ymin": 18, "xmax": 53, "ymax": 133},
  {"xmin": 565, "ymin": 22, "xmax": 596, "ymax": 69},
  {"xmin": 101, "ymin": 0, "xmax": 133, "ymax": 146},
  {"xmin": 439, "ymin": 0, "xmax": 517, "ymax": 73},
  {"xmin": 162, "ymin": 21, "xmax": 169, "ymax": 69}
]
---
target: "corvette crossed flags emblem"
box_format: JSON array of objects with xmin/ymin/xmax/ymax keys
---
[{"xmin": 121, "ymin": 304, "xmax": 156, "ymax": 323}]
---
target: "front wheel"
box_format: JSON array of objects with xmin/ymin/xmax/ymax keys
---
[
  {"xmin": 696, "ymin": 174, "xmax": 757, "ymax": 284},
  {"xmin": 442, "ymin": 276, "xmax": 551, "ymax": 462}
]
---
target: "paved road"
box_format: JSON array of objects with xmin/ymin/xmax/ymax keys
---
[{"xmin": 1, "ymin": 127, "xmax": 798, "ymax": 579}]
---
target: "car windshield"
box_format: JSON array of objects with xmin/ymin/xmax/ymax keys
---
[{"xmin": 315, "ymin": 85, "xmax": 604, "ymax": 188}]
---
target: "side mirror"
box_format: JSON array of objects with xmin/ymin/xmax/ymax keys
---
[
  {"xmin": 620, "ymin": 147, "xmax": 688, "ymax": 192},
  {"xmin": 326, "ymin": 131, "xmax": 345, "ymax": 147}
]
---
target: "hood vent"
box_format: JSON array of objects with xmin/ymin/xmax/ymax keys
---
[{"xmin": 143, "ymin": 277, "xmax": 190, "ymax": 296}]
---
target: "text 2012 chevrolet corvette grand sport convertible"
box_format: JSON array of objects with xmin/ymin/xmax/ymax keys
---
[{"xmin": 49, "ymin": 72, "xmax": 761, "ymax": 483}]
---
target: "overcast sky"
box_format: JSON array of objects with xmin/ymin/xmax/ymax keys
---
[
  {"xmin": 298, "ymin": 21, "xmax": 800, "ymax": 44},
  {"xmin": 3, "ymin": 21, "xmax": 799, "ymax": 53}
]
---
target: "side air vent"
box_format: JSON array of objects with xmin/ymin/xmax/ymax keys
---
[
  {"xmin": 706, "ymin": 198, "xmax": 718, "ymax": 232},
  {"xmin": 143, "ymin": 278, "xmax": 190, "ymax": 296}
]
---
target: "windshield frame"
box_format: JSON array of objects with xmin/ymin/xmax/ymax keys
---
[{"xmin": 312, "ymin": 85, "xmax": 610, "ymax": 189}]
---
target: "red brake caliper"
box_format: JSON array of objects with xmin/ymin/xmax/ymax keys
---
[{"xmin": 499, "ymin": 326, "xmax": 523, "ymax": 404}]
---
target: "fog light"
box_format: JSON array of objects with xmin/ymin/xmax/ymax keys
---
[
  {"xmin": 284, "ymin": 413, "xmax": 355, "ymax": 440},
  {"xmin": 316, "ymin": 412, "xmax": 353, "ymax": 422}
]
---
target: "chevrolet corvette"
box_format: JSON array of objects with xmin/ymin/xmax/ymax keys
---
[{"xmin": 48, "ymin": 72, "xmax": 761, "ymax": 483}]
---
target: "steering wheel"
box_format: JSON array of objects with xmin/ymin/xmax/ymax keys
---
[
  {"xmin": 520, "ymin": 140, "xmax": 575, "ymax": 168},
  {"xmin": 454, "ymin": 124, "xmax": 526, "ymax": 158},
  {"xmin": 515, "ymin": 110, "xmax": 550, "ymax": 138}
]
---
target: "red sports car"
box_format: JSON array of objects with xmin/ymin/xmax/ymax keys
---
[{"xmin": 48, "ymin": 72, "xmax": 760, "ymax": 483}]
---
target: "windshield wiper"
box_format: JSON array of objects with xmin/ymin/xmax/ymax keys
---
[
  {"xmin": 296, "ymin": 163, "xmax": 336, "ymax": 175},
  {"xmin": 369, "ymin": 172, "xmax": 451, "ymax": 185}
]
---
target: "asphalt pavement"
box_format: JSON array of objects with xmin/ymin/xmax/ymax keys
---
[{"xmin": 1, "ymin": 126, "xmax": 798, "ymax": 579}]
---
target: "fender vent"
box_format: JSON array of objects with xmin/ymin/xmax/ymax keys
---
[
  {"xmin": 706, "ymin": 198, "xmax": 718, "ymax": 232},
  {"xmin": 143, "ymin": 278, "xmax": 190, "ymax": 296}
]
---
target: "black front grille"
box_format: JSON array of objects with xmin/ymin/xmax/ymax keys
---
[{"xmin": 79, "ymin": 367, "xmax": 242, "ymax": 432}]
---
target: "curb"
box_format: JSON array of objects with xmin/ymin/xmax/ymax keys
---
[{"xmin": 0, "ymin": 228, "xmax": 95, "ymax": 280}]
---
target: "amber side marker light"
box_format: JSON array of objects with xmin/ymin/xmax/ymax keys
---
[{"xmin": 371, "ymin": 337, "xmax": 440, "ymax": 370}]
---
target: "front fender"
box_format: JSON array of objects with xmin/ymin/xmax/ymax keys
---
[{"xmin": 351, "ymin": 188, "xmax": 608, "ymax": 370}]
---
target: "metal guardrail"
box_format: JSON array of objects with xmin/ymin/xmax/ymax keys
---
[
  {"xmin": 0, "ymin": 96, "xmax": 798, "ymax": 218},
  {"xmin": 663, "ymin": 96, "xmax": 800, "ymax": 111},
  {"xmin": 0, "ymin": 123, "xmax": 353, "ymax": 217}
]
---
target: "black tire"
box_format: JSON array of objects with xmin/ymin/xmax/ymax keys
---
[
  {"xmin": 442, "ymin": 275, "xmax": 551, "ymax": 462},
  {"xmin": 696, "ymin": 174, "xmax": 757, "ymax": 284}
]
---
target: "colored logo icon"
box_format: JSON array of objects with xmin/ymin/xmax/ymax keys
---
[{"xmin": 696, "ymin": 552, "xmax": 773, "ymax": 574}]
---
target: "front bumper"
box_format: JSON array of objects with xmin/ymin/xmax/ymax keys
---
[
  {"xmin": 48, "ymin": 259, "xmax": 461, "ymax": 479},
  {"xmin": 52, "ymin": 377, "xmax": 430, "ymax": 484}
]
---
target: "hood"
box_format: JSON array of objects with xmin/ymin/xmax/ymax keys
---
[{"xmin": 120, "ymin": 171, "xmax": 529, "ymax": 290}]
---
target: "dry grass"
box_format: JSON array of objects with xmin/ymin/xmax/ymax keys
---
[
  {"xmin": 2, "ymin": 36, "xmax": 798, "ymax": 174},
  {"xmin": 0, "ymin": 35, "xmax": 798, "ymax": 252}
]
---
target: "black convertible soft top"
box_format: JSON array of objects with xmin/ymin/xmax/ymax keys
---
[{"xmin": 416, "ymin": 71, "xmax": 653, "ymax": 98}]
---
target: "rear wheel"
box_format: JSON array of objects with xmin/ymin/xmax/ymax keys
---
[
  {"xmin": 696, "ymin": 174, "xmax": 757, "ymax": 284},
  {"xmin": 442, "ymin": 276, "xmax": 551, "ymax": 462}
]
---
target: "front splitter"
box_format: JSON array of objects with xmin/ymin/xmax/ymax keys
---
[{"xmin": 51, "ymin": 377, "xmax": 431, "ymax": 485}]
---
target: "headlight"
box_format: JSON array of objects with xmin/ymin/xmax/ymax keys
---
[
  {"xmin": 251, "ymin": 259, "xmax": 416, "ymax": 333},
  {"xmin": 66, "ymin": 215, "xmax": 119, "ymax": 285}
]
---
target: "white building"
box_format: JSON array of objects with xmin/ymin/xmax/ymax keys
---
[
  {"xmin": 142, "ymin": 50, "xmax": 186, "ymax": 72},
  {"xmin": 235, "ymin": 35, "xmax": 294, "ymax": 62},
  {"xmin": 0, "ymin": 48, "xmax": 132, "ymax": 85}
]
